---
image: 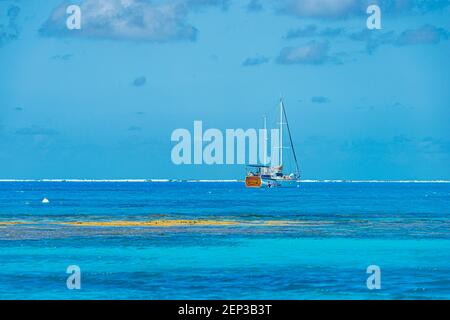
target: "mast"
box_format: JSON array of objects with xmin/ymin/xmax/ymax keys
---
[
  {"xmin": 279, "ymin": 99, "xmax": 283, "ymax": 166},
  {"xmin": 282, "ymin": 100, "xmax": 300, "ymax": 178},
  {"xmin": 263, "ymin": 115, "xmax": 267, "ymax": 166}
]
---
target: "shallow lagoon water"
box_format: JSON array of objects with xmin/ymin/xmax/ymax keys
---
[{"xmin": 0, "ymin": 181, "xmax": 449, "ymax": 299}]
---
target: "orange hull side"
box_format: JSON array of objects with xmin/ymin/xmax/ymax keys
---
[{"xmin": 245, "ymin": 176, "xmax": 262, "ymax": 188}]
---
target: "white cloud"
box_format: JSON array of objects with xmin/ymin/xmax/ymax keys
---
[
  {"xmin": 350, "ymin": 24, "xmax": 449, "ymax": 53},
  {"xmin": 40, "ymin": 0, "xmax": 205, "ymax": 42},
  {"xmin": 277, "ymin": 41, "xmax": 335, "ymax": 65},
  {"xmin": 396, "ymin": 24, "xmax": 449, "ymax": 46},
  {"xmin": 277, "ymin": 0, "xmax": 450, "ymax": 19},
  {"xmin": 279, "ymin": 0, "xmax": 361, "ymax": 19}
]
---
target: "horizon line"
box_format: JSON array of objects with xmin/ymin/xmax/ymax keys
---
[{"xmin": 0, "ymin": 179, "xmax": 450, "ymax": 183}]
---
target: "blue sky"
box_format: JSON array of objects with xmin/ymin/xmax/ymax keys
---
[{"xmin": 0, "ymin": 0, "xmax": 449, "ymax": 180}]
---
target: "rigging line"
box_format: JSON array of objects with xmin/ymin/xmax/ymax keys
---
[{"xmin": 282, "ymin": 101, "xmax": 300, "ymax": 177}]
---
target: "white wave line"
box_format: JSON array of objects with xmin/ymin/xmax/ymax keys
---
[{"xmin": 0, "ymin": 179, "xmax": 449, "ymax": 183}]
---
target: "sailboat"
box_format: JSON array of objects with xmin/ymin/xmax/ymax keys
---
[{"xmin": 245, "ymin": 99, "xmax": 301, "ymax": 188}]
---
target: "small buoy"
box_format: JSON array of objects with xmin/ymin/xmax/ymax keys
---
[{"xmin": 41, "ymin": 198, "xmax": 49, "ymax": 204}]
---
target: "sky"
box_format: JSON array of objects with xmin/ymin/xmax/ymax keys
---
[{"xmin": 0, "ymin": 0, "xmax": 449, "ymax": 180}]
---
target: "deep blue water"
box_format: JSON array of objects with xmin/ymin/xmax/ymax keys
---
[{"xmin": 0, "ymin": 181, "xmax": 449, "ymax": 299}]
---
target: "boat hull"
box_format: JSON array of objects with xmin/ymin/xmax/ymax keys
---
[
  {"xmin": 261, "ymin": 178, "xmax": 300, "ymax": 188},
  {"xmin": 245, "ymin": 176, "xmax": 262, "ymax": 188}
]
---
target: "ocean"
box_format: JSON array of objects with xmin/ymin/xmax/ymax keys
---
[{"xmin": 0, "ymin": 181, "xmax": 449, "ymax": 299}]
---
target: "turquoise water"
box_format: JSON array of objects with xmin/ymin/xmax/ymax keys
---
[{"xmin": 0, "ymin": 181, "xmax": 449, "ymax": 299}]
